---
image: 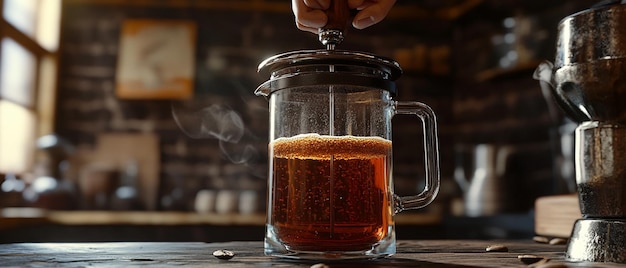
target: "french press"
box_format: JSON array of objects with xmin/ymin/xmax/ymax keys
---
[{"xmin": 255, "ymin": 0, "xmax": 441, "ymax": 260}]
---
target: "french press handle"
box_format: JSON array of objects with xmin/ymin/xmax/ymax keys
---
[
  {"xmin": 319, "ymin": 0, "xmax": 351, "ymax": 49},
  {"xmin": 393, "ymin": 101, "xmax": 441, "ymax": 213}
]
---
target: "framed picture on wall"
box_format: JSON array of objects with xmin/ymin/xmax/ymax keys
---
[{"xmin": 115, "ymin": 19, "xmax": 196, "ymax": 99}]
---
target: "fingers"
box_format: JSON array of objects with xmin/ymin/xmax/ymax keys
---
[
  {"xmin": 292, "ymin": 0, "xmax": 329, "ymax": 34},
  {"xmin": 292, "ymin": 0, "xmax": 395, "ymax": 33},
  {"xmin": 351, "ymin": 0, "xmax": 396, "ymax": 29},
  {"xmin": 303, "ymin": 0, "xmax": 329, "ymax": 9},
  {"xmin": 294, "ymin": 10, "xmax": 327, "ymax": 34},
  {"xmin": 348, "ymin": 0, "xmax": 366, "ymax": 9}
]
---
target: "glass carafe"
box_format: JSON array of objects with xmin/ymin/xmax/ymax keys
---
[{"xmin": 255, "ymin": 50, "xmax": 440, "ymax": 259}]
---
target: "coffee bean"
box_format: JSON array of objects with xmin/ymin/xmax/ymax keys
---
[
  {"xmin": 130, "ymin": 258, "xmax": 153, "ymax": 262},
  {"xmin": 212, "ymin": 249, "xmax": 235, "ymax": 260},
  {"xmin": 310, "ymin": 263, "xmax": 330, "ymax": 268},
  {"xmin": 549, "ymin": 238, "xmax": 567, "ymax": 245},
  {"xmin": 485, "ymin": 244, "xmax": 508, "ymax": 252},
  {"xmin": 533, "ymin": 236, "xmax": 549, "ymax": 243},
  {"xmin": 518, "ymin": 254, "xmax": 547, "ymax": 265}
]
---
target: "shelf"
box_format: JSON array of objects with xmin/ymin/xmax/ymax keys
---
[
  {"xmin": 1, "ymin": 208, "xmax": 441, "ymax": 228},
  {"xmin": 474, "ymin": 60, "xmax": 543, "ymax": 83}
]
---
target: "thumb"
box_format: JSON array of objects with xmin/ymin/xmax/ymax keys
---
[{"xmin": 352, "ymin": 1, "xmax": 394, "ymax": 29}]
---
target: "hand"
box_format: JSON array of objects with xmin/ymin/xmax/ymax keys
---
[{"xmin": 292, "ymin": 0, "xmax": 396, "ymax": 34}]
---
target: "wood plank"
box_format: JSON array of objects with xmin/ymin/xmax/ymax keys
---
[{"xmin": 534, "ymin": 194, "xmax": 581, "ymax": 238}]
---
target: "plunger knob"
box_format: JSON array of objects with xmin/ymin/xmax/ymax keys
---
[{"xmin": 318, "ymin": 0, "xmax": 351, "ymax": 50}]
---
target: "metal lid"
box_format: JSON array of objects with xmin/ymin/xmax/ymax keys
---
[
  {"xmin": 258, "ymin": 49, "xmax": 402, "ymax": 80},
  {"xmin": 555, "ymin": 3, "xmax": 626, "ymax": 68},
  {"xmin": 256, "ymin": 49, "xmax": 402, "ymax": 97}
]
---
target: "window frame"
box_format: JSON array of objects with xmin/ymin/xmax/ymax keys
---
[{"xmin": 0, "ymin": 0, "xmax": 60, "ymax": 175}]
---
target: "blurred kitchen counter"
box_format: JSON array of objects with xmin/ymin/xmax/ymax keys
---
[
  {"xmin": 0, "ymin": 207, "xmax": 441, "ymax": 227},
  {"xmin": 0, "ymin": 208, "xmax": 443, "ymax": 243},
  {"xmin": 0, "ymin": 208, "xmax": 267, "ymax": 227}
]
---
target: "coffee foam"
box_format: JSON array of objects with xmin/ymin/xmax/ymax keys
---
[{"xmin": 271, "ymin": 133, "xmax": 391, "ymax": 160}]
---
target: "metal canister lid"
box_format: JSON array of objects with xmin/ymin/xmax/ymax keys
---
[{"xmin": 555, "ymin": 3, "xmax": 626, "ymax": 68}]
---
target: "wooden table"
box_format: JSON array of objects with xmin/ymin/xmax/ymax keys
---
[{"xmin": 1, "ymin": 240, "xmax": 624, "ymax": 267}]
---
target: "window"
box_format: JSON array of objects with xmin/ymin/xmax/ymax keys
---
[
  {"xmin": 1, "ymin": 37, "xmax": 37, "ymax": 107},
  {"xmin": 0, "ymin": 0, "xmax": 61, "ymax": 174}
]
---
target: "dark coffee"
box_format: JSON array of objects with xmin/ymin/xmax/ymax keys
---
[
  {"xmin": 577, "ymin": 124, "xmax": 626, "ymax": 218},
  {"xmin": 269, "ymin": 134, "xmax": 392, "ymax": 251}
]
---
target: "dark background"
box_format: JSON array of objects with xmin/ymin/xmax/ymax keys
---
[{"xmin": 11, "ymin": 0, "xmax": 598, "ymax": 241}]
